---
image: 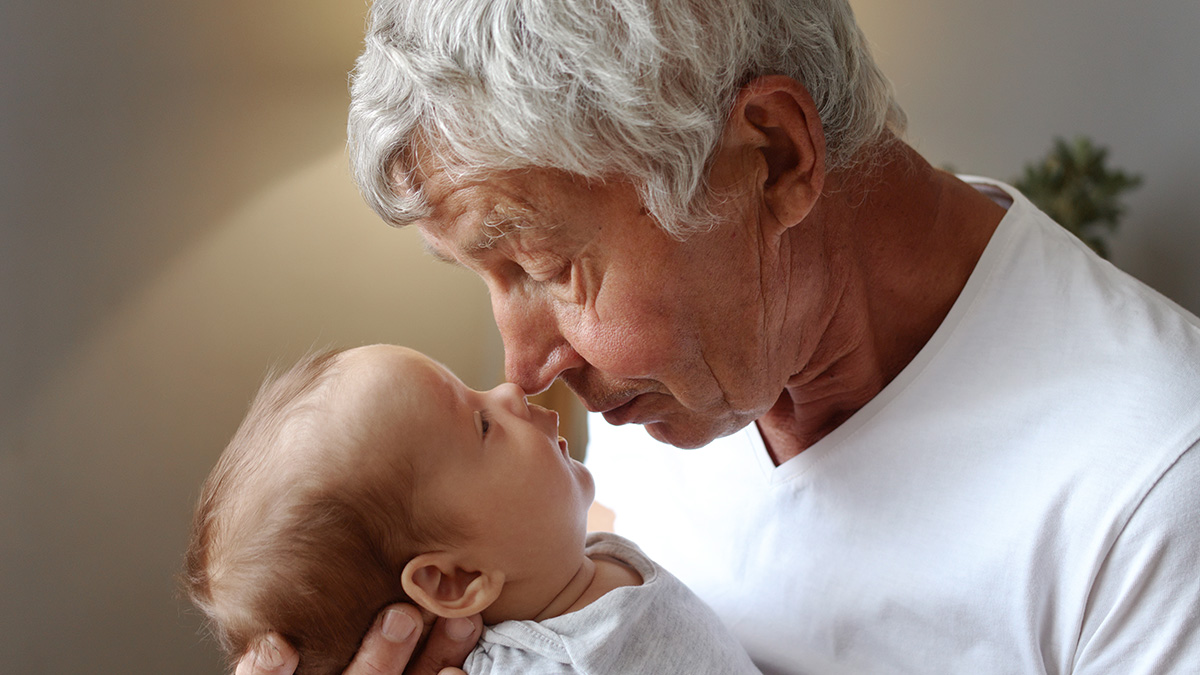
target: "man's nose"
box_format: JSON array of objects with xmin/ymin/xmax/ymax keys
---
[{"xmin": 494, "ymin": 293, "xmax": 583, "ymax": 394}]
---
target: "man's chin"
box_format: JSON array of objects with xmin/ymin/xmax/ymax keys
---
[{"xmin": 642, "ymin": 418, "xmax": 726, "ymax": 450}]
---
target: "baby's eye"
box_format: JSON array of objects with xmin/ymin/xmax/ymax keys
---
[{"xmin": 474, "ymin": 410, "xmax": 491, "ymax": 437}]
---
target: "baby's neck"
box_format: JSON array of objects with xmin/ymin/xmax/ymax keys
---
[{"xmin": 532, "ymin": 552, "xmax": 643, "ymax": 622}]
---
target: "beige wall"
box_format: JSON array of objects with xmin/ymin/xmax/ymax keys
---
[
  {"xmin": 854, "ymin": 1, "xmax": 1200, "ymax": 313},
  {"xmin": 2, "ymin": 3, "xmax": 505, "ymax": 672},
  {"xmin": 1, "ymin": 152, "xmax": 503, "ymax": 673},
  {"xmin": 2, "ymin": 1, "xmax": 1198, "ymax": 673}
]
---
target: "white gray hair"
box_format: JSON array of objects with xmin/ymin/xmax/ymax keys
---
[{"xmin": 348, "ymin": 0, "xmax": 905, "ymax": 237}]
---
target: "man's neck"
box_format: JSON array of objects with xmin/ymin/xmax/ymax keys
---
[{"xmin": 758, "ymin": 144, "xmax": 1005, "ymax": 465}]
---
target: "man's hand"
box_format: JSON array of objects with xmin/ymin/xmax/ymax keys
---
[{"xmin": 234, "ymin": 603, "xmax": 482, "ymax": 675}]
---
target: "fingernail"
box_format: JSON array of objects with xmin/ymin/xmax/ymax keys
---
[
  {"xmin": 381, "ymin": 608, "xmax": 417, "ymax": 642},
  {"xmin": 446, "ymin": 617, "xmax": 475, "ymax": 640},
  {"xmin": 256, "ymin": 635, "xmax": 285, "ymax": 669}
]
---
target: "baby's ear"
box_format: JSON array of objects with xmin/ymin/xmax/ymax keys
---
[{"xmin": 401, "ymin": 552, "xmax": 504, "ymax": 618}]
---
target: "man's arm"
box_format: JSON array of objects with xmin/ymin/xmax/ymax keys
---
[
  {"xmin": 235, "ymin": 604, "xmax": 482, "ymax": 675},
  {"xmin": 1074, "ymin": 440, "xmax": 1200, "ymax": 673}
]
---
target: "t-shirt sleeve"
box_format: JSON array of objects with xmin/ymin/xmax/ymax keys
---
[{"xmin": 1073, "ymin": 438, "xmax": 1200, "ymax": 673}]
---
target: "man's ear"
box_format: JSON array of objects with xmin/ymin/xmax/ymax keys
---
[
  {"xmin": 723, "ymin": 75, "xmax": 826, "ymax": 229},
  {"xmin": 400, "ymin": 552, "xmax": 504, "ymax": 619}
]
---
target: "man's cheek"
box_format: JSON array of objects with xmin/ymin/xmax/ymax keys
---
[{"xmin": 584, "ymin": 316, "xmax": 684, "ymax": 377}]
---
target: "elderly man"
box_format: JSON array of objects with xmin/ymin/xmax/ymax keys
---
[{"xmin": 238, "ymin": 0, "xmax": 1200, "ymax": 673}]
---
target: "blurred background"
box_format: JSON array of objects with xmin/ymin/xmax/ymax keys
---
[{"xmin": 1, "ymin": 1, "xmax": 1197, "ymax": 672}]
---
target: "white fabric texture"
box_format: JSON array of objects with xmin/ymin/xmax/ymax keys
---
[
  {"xmin": 463, "ymin": 532, "xmax": 762, "ymax": 674},
  {"xmin": 586, "ymin": 179, "xmax": 1200, "ymax": 675}
]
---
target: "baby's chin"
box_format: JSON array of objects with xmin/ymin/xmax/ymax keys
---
[{"xmin": 578, "ymin": 475, "xmax": 598, "ymax": 520}]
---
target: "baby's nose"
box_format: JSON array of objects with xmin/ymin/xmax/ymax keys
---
[{"xmin": 494, "ymin": 382, "xmax": 529, "ymax": 415}]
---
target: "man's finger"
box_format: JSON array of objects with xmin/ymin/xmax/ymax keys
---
[
  {"xmin": 235, "ymin": 633, "xmax": 300, "ymax": 675},
  {"xmin": 403, "ymin": 615, "xmax": 481, "ymax": 675},
  {"xmin": 343, "ymin": 605, "xmax": 424, "ymax": 675}
]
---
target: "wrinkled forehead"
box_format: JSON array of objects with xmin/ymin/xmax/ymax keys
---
[
  {"xmin": 407, "ymin": 164, "xmax": 580, "ymax": 265},
  {"xmin": 390, "ymin": 133, "xmax": 528, "ymax": 223},
  {"xmin": 398, "ymin": 133, "xmax": 602, "ymax": 224}
]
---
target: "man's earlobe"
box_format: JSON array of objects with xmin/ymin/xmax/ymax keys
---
[
  {"xmin": 400, "ymin": 552, "xmax": 504, "ymax": 618},
  {"xmin": 728, "ymin": 75, "xmax": 826, "ymax": 229}
]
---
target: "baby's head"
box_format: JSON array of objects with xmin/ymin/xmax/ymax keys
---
[{"xmin": 184, "ymin": 345, "xmax": 594, "ymax": 674}]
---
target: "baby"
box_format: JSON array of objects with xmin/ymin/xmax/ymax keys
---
[{"xmin": 184, "ymin": 344, "xmax": 760, "ymax": 674}]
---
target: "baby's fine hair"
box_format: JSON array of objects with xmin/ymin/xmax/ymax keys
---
[{"xmin": 183, "ymin": 349, "xmax": 448, "ymax": 675}]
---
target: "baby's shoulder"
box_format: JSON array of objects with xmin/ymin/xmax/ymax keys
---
[{"xmin": 590, "ymin": 554, "xmax": 643, "ymax": 591}]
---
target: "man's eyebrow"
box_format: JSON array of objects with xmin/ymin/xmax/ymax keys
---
[
  {"xmin": 427, "ymin": 202, "xmax": 555, "ymax": 265},
  {"xmin": 470, "ymin": 203, "xmax": 540, "ymax": 256}
]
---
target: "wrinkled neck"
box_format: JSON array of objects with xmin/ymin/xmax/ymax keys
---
[{"xmin": 760, "ymin": 145, "xmax": 1003, "ymax": 464}]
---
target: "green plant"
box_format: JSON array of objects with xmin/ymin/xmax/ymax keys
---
[{"xmin": 1012, "ymin": 136, "xmax": 1142, "ymax": 259}]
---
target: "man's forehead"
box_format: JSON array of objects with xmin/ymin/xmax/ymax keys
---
[
  {"xmin": 405, "ymin": 141, "xmax": 538, "ymax": 209},
  {"xmin": 417, "ymin": 187, "xmax": 556, "ymax": 265}
]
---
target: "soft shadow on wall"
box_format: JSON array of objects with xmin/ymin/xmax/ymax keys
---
[
  {"xmin": 2, "ymin": 148, "xmax": 508, "ymax": 674},
  {"xmin": 1, "ymin": 2, "xmax": 527, "ymax": 673}
]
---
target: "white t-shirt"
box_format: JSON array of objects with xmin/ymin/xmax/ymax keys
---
[{"xmin": 586, "ymin": 179, "xmax": 1200, "ymax": 675}]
